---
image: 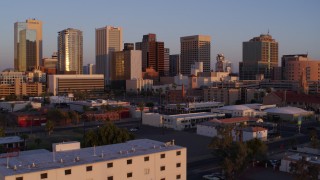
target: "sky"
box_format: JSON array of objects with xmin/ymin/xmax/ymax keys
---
[{"xmin": 0, "ymin": 0, "xmax": 320, "ymax": 72}]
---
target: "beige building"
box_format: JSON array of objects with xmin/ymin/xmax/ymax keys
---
[
  {"xmin": 14, "ymin": 19, "xmax": 43, "ymax": 72},
  {"xmin": 281, "ymin": 54, "xmax": 320, "ymax": 81},
  {"xmin": 180, "ymin": 35, "xmax": 211, "ymax": 75},
  {"xmin": 203, "ymin": 87, "xmax": 240, "ymax": 105},
  {"xmin": 110, "ymin": 50, "xmax": 142, "ymax": 81},
  {"xmin": 240, "ymin": 34, "xmax": 278, "ymax": 80},
  {"xmin": 48, "ymin": 74, "xmax": 104, "ymax": 96},
  {"xmin": 58, "ymin": 28, "xmax": 83, "ymax": 74},
  {"xmin": 0, "ymin": 139, "xmax": 186, "ymax": 180},
  {"xmin": 0, "ymin": 80, "xmax": 44, "ymax": 98},
  {"xmin": 95, "ymin": 26, "xmax": 123, "ymax": 85},
  {"xmin": 126, "ymin": 78, "xmax": 153, "ymax": 93}
]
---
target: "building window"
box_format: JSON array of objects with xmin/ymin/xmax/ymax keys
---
[
  {"xmin": 40, "ymin": 173, "xmax": 48, "ymax": 179},
  {"xmin": 176, "ymin": 174, "xmax": 181, "ymax": 179},
  {"xmin": 161, "ymin": 178, "xmax": 165, "ymax": 180},
  {"xmin": 160, "ymin": 166, "xmax": 165, "ymax": 171},
  {"xmin": 107, "ymin": 162, "xmax": 113, "ymax": 168},
  {"xmin": 16, "ymin": 177, "xmax": 23, "ymax": 180},
  {"xmin": 144, "ymin": 156, "xmax": 149, "ymax": 161},
  {"xmin": 107, "ymin": 176, "xmax": 113, "ymax": 180},
  {"xmin": 86, "ymin": 166, "xmax": 92, "ymax": 171},
  {"xmin": 176, "ymin": 163, "xmax": 181, "ymax": 167},
  {"xmin": 127, "ymin": 159, "xmax": 132, "ymax": 164},
  {"xmin": 176, "ymin": 151, "xmax": 181, "ymax": 156},
  {"xmin": 160, "ymin": 154, "xmax": 165, "ymax": 159},
  {"xmin": 65, "ymin": 169, "xmax": 71, "ymax": 175},
  {"xmin": 127, "ymin": 172, "xmax": 133, "ymax": 178}
]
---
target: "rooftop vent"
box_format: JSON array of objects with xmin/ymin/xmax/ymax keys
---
[
  {"xmin": 60, "ymin": 158, "xmax": 64, "ymax": 163},
  {"xmin": 32, "ymin": 162, "xmax": 36, "ymax": 167},
  {"xmin": 13, "ymin": 165, "xmax": 17, "ymax": 171}
]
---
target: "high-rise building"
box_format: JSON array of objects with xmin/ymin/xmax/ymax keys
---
[
  {"xmin": 14, "ymin": 19, "xmax": 43, "ymax": 72},
  {"xmin": 95, "ymin": 26, "xmax": 123, "ymax": 85},
  {"xmin": 110, "ymin": 49, "xmax": 142, "ymax": 89},
  {"xmin": 83, "ymin": 64, "xmax": 95, "ymax": 75},
  {"xmin": 215, "ymin": 54, "xmax": 232, "ymax": 73},
  {"xmin": 57, "ymin": 28, "xmax": 83, "ymax": 74},
  {"xmin": 169, "ymin": 54, "xmax": 180, "ymax": 76},
  {"xmin": 124, "ymin": 43, "xmax": 134, "ymax": 51},
  {"xmin": 135, "ymin": 34, "xmax": 164, "ymax": 77},
  {"xmin": 180, "ymin": 35, "xmax": 211, "ymax": 75},
  {"xmin": 239, "ymin": 34, "xmax": 278, "ymax": 80},
  {"xmin": 281, "ymin": 54, "xmax": 320, "ymax": 81},
  {"xmin": 164, "ymin": 48, "xmax": 170, "ymax": 76}
]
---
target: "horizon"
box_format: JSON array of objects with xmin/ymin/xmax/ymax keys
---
[{"xmin": 1, "ymin": 0, "xmax": 320, "ymax": 72}]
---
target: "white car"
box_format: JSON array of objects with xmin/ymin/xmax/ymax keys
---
[{"xmin": 129, "ymin": 128, "xmax": 138, "ymax": 132}]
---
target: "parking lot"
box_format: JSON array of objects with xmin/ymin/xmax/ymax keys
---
[{"xmin": 134, "ymin": 125, "xmax": 213, "ymax": 162}]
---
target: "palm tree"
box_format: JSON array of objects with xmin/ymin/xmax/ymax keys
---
[
  {"xmin": 45, "ymin": 120, "xmax": 54, "ymax": 135},
  {"xmin": 138, "ymin": 102, "xmax": 145, "ymax": 127}
]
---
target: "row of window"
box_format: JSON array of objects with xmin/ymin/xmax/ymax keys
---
[{"xmin": 15, "ymin": 151, "xmax": 182, "ymax": 180}]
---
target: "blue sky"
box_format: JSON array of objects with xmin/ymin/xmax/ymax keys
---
[{"xmin": 1, "ymin": 0, "xmax": 320, "ymax": 72}]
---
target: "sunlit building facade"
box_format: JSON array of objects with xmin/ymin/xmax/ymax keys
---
[
  {"xmin": 180, "ymin": 35, "xmax": 211, "ymax": 75},
  {"xmin": 14, "ymin": 19, "xmax": 43, "ymax": 72},
  {"xmin": 95, "ymin": 26, "xmax": 123, "ymax": 84},
  {"xmin": 58, "ymin": 28, "xmax": 83, "ymax": 74}
]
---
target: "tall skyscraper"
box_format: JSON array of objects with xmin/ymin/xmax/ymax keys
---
[
  {"xmin": 57, "ymin": 28, "xmax": 83, "ymax": 74},
  {"xmin": 95, "ymin": 26, "xmax": 123, "ymax": 84},
  {"xmin": 169, "ymin": 54, "xmax": 180, "ymax": 76},
  {"xmin": 14, "ymin": 19, "xmax": 43, "ymax": 72},
  {"xmin": 135, "ymin": 34, "xmax": 164, "ymax": 76},
  {"xmin": 164, "ymin": 48, "xmax": 170, "ymax": 76},
  {"xmin": 180, "ymin": 35, "xmax": 211, "ymax": 75},
  {"xmin": 239, "ymin": 34, "xmax": 278, "ymax": 80}
]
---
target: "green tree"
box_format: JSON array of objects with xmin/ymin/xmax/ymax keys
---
[
  {"xmin": 309, "ymin": 130, "xmax": 319, "ymax": 148},
  {"xmin": 0, "ymin": 127, "xmax": 5, "ymax": 137},
  {"xmin": 34, "ymin": 138, "xmax": 42, "ymax": 146},
  {"xmin": 68, "ymin": 111, "xmax": 80, "ymax": 124},
  {"xmin": 290, "ymin": 157, "xmax": 320, "ymax": 180},
  {"xmin": 46, "ymin": 109, "xmax": 68, "ymax": 125},
  {"xmin": 84, "ymin": 129, "xmax": 99, "ymax": 147},
  {"xmin": 45, "ymin": 120, "xmax": 54, "ymax": 135},
  {"xmin": 246, "ymin": 138, "xmax": 268, "ymax": 163},
  {"xmin": 209, "ymin": 125, "xmax": 251, "ymax": 179},
  {"xmin": 138, "ymin": 102, "xmax": 145, "ymax": 127}
]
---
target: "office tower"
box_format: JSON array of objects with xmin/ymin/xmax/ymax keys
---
[
  {"xmin": 169, "ymin": 54, "xmax": 180, "ymax": 76},
  {"xmin": 215, "ymin": 54, "xmax": 232, "ymax": 73},
  {"xmin": 164, "ymin": 48, "xmax": 170, "ymax": 76},
  {"xmin": 239, "ymin": 34, "xmax": 278, "ymax": 80},
  {"xmin": 180, "ymin": 35, "xmax": 211, "ymax": 75},
  {"xmin": 135, "ymin": 34, "xmax": 164, "ymax": 76},
  {"xmin": 14, "ymin": 19, "xmax": 43, "ymax": 72},
  {"xmin": 124, "ymin": 43, "xmax": 134, "ymax": 51},
  {"xmin": 57, "ymin": 28, "xmax": 83, "ymax": 74},
  {"xmin": 110, "ymin": 49, "xmax": 142, "ymax": 88},
  {"xmin": 96, "ymin": 26, "xmax": 123, "ymax": 84},
  {"xmin": 42, "ymin": 52, "xmax": 58, "ymax": 69},
  {"xmin": 281, "ymin": 54, "xmax": 320, "ymax": 81}
]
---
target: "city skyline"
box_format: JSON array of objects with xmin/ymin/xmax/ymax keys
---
[{"xmin": 0, "ymin": 0, "xmax": 320, "ymax": 71}]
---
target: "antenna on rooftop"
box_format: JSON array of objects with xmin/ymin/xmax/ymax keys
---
[
  {"xmin": 6, "ymin": 156, "xmax": 9, "ymax": 169},
  {"xmin": 267, "ymin": 28, "xmax": 270, "ymax": 35}
]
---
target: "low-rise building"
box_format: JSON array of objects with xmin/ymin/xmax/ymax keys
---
[
  {"xmin": 196, "ymin": 117, "xmax": 264, "ymax": 141},
  {"xmin": 126, "ymin": 78, "xmax": 153, "ymax": 93},
  {"xmin": 0, "ymin": 139, "xmax": 186, "ymax": 180},
  {"xmin": 264, "ymin": 106, "xmax": 314, "ymax": 122},
  {"xmin": 0, "ymin": 136, "xmax": 25, "ymax": 153},
  {"xmin": 11, "ymin": 112, "xmax": 47, "ymax": 127},
  {"xmin": 164, "ymin": 101, "xmax": 224, "ymax": 113},
  {"xmin": 0, "ymin": 101, "xmax": 41, "ymax": 112},
  {"xmin": 48, "ymin": 74, "xmax": 104, "ymax": 96},
  {"xmin": 143, "ymin": 112, "xmax": 225, "ymax": 130},
  {"xmin": 212, "ymin": 105, "xmax": 264, "ymax": 118}
]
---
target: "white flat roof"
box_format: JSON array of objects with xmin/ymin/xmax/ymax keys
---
[
  {"xmin": 217, "ymin": 105, "xmax": 253, "ymax": 111},
  {"xmin": 166, "ymin": 112, "xmax": 224, "ymax": 119},
  {"xmin": 0, "ymin": 136, "xmax": 23, "ymax": 145},
  {"xmin": 0, "ymin": 139, "xmax": 184, "ymax": 177},
  {"xmin": 264, "ymin": 106, "xmax": 310, "ymax": 115}
]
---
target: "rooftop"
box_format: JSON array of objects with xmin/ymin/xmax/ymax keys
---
[
  {"xmin": 0, "ymin": 136, "xmax": 23, "ymax": 145},
  {"xmin": 198, "ymin": 117, "xmax": 261, "ymax": 126},
  {"xmin": 0, "ymin": 139, "xmax": 184, "ymax": 177},
  {"xmin": 217, "ymin": 105, "xmax": 253, "ymax": 111},
  {"xmin": 166, "ymin": 112, "xmax": 224, "ymax": 119},
  {"xmin": 242, "ymin": 126, "xmax": 267, "ymax": 132},
  {"xmin": 264, "ymin": 106, "xmax": 310, "ymax": 115},
  {"xmin": 272, "ymin": 91, "xmax": 320, "ymax": 104}
]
